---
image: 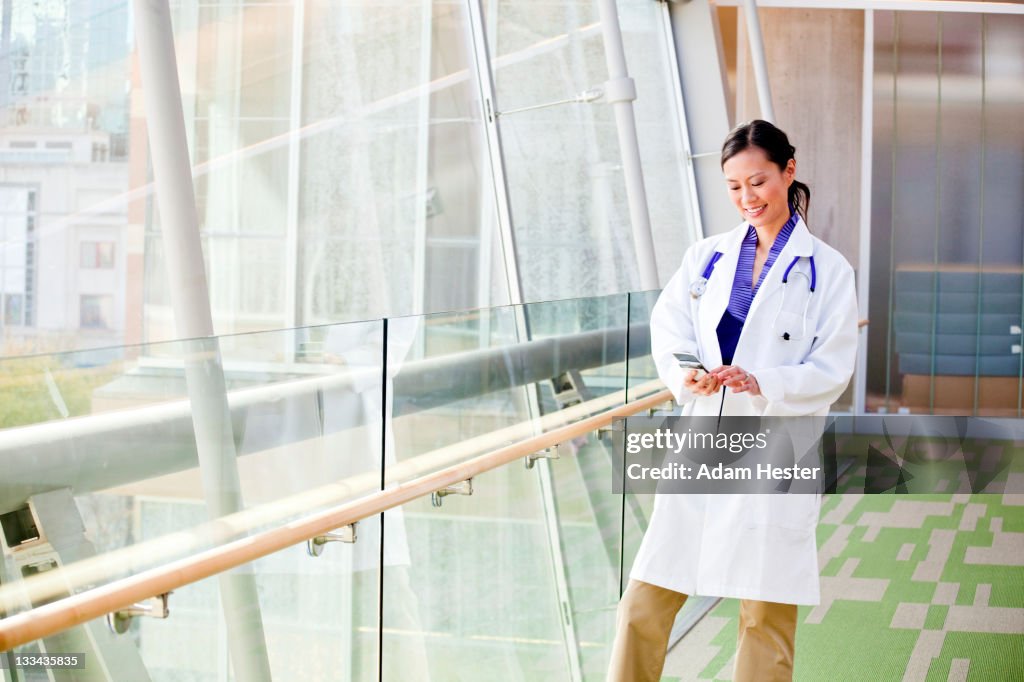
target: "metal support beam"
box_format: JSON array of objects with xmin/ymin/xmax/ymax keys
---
[
  {"xmin": 467, "ymin": 0, "xmax": 521, "ymax": 303},
  {"xmin": 595, "ymin": 0, "xmax": 659, "ymax": 290},
  {"xmin": 466, "ymin": 1, "xmax": 584, "ymax": 678},
  {"xmin": 411, "ymin": 1, "xmax": 433, "ymax": 316},
  {"xmin": 741, "ymin": 0, "xmax": 777, "ymax": 123},
  {"xmin": 666, "ymin": 0, "xmax": 738, "ymax": 236},
  {"xmin": 855, "ymin": 10, "xmax": 874, "ymax": 415},
  {"xmin": 0, "ymin": 489, "xmax": 153, "ymax": 681},
  {"xmin": 283, "ymin": 0, "xmax": 306, "ymax": 352},
  {"xmin": 131, "ymin": 0, "xmax": 272, "ymax": 678},
  {"xmin": 658, "ymin": 3, "xmax": 704, "ymax": 245}
]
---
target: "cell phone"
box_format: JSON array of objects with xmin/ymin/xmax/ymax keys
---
[{"xmin": 673, "ymin": 352, "xmax": 706, "ymax": 372}]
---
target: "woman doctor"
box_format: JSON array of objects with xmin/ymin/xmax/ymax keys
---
[{"xmin": 607, "ymin": 120, "xmax": 859, "ymax": 682}]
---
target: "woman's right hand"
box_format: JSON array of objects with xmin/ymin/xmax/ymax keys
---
[{"xmin": 682, "ymin": 369, "xmax": 721, "ymax": 396}]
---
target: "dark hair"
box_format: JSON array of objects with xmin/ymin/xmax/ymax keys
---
[{"xmin": 720, "ymin": 119, "xmax": 810, "ymax": 223}]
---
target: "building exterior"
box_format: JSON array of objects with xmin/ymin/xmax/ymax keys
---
[{"xmin": 0, "ymin": 129, "xmax": 128, "ymax": 354}]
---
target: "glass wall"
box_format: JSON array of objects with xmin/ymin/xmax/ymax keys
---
[
  {"xmin": 489, "ymin": 0, "xmax": 696, "ymax": 302},
  {"xmin": 1, "ymin": 0, "xmax": 700, "ymax": 360},
  {"xmin": 143, "ymin": 0, "xmax": 505, "ymax": 342},
  {"xmin": 868, "ymin": 10, "xmax": 1024, "ymax": 416}
]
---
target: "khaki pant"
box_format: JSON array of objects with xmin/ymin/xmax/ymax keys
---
[{"xmin": 607, "ymin": 580, "xmax": 797, "ymax": 682}]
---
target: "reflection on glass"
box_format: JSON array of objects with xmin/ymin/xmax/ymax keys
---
[
  {"xmin": 0, "ymin": 290, "xmax": 671, "ymax": 679},
  {"xmin": 383, "ymin": 296, "xmax": 634, "ymax": 680},
  {"xmin": 0, "ymin": 320, "xmax": 387, "ymax": 679},
  {"xmin": 1, "ymin": 0, "xmax": 131, "ymax": 356},
  {"xmin": 0, "ymin": 0, "xmax": 510, "ymax": 357},
  {"xmin": 536, "ymin": 296, "xmax": 629, "ymax": 679},
  {"xmin": 869, "ymin": 11, "xmax": 1024, "ymax": 417},
  {"xmin": 295, "ymin": 1, "xmax": 502, "ymax": 327},
  {"xmin": 0, "ymin": 0, "xmax": 696, "ymax": 365}
]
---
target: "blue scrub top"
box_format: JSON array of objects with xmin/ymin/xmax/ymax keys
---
[{"xmin": 716, "ymin": 210, "xmax": 799, "ymax": 365}]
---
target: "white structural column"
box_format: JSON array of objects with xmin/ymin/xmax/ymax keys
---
[
  {"xmin": 132, "ymin": 0, "xmax": 273, "ymax": 679},
  {"xmin": 658, "ymin": 2, "xmax": 705, "ymax": 245},
  {"xmin": 741, "ymin": 0, "xmax": 777, "ymax": 122},
  {"xmin": 855, "ymin": 10, "xmax": 874, "ymax": 414},
  {"xmin": 283, "ymin": 0, "xmax": 305, "ymax": 346},
  {"xmin": 411, "ymin": 1, "xmax": 434, "ymax": 316},
  {"xmin": 666, "ymin": 0, "xmax": 738, "ymax": 237},
  {"xmin": 595, "ymin": 0, "xmax": 659, "ymax": 290}
]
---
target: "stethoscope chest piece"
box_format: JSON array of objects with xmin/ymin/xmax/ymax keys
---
[{"xmin": 690, "ymin": 251, "xmax": 724, "ymax": 299}]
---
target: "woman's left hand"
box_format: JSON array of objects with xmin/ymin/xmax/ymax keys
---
[{"xmin": 710, "ymin": 365, "xmax": 762, "ymax": 397}]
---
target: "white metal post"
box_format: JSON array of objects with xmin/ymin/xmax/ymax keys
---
[
  {"xmin": 466, "ymin": 0, "xmax": 521, "ymax": 301},
  {"xmin": 855, "ymin": 10, "xmax": 874, "ymax": 415},
  {"xmin": 665, "ymin": 0, "xmax": 738, "ymax": 237},
  {"xmin": 595, "ymin": 0, "xmax": 659, "ymax": 290},
  {"xmin": 412, "ymin": 1, "xmax": 433, "ymax": 318},
  {"xmin": 284, "ymin": 0, "xmax": 306, "ymax": 355},
  {"xmin": 132, "ymin": 0, "xmax": 273, "ymax": 678},
  {"xmin": 658, "ymin": 2, "xmax": 705, "ymax": 245},
  {"xmin": 741, "ymin": 0, "xmax": 777, "ymax": 123}
]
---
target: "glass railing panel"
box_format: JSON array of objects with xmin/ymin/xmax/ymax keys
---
[
  {"xmin": 379, "ymin": 463, "xmax": 570, "ymax": 681},
  {"xmin": 386, "ymin": 305, "xmax": 525, "ymax": 484},
  {"xmin": 385, "ymin": 296, "xmax": 637, "ymax": 487},
  {"xmin": 0, "ymin": 319, "xmax": 387, "ymax": 681},
  {"xmin": 621, "ymin": 292, "xmax": 657, "ymax": 582},
  {"xmin": 625, "ymin": 291, "xmax": 660, "ymax": 405},
  {"xmin": 382, "ymin": 295, "xmax": 632, "ymax": 680},
  {"xmin": 529, "ymin": 295, "xmax": 629, "ymax": 680},
  {"xmin": 1, "ymin": 320, "xmax": 386, "ymax": 523},
  {"xmin": 1, "ymin": 290, "xmax": 675, "ymax": 680},
  {"xmin": 527, "ymin": 293, "xmax": 630, "ymax": 402},
  {"xmin": 5, "ymin": 537, "xmax": 381, "ymax": 682}
]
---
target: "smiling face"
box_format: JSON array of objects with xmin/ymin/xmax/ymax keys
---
[{"xmin": 722, "ymin": 147, "xmax": 796, "ymax": 231}]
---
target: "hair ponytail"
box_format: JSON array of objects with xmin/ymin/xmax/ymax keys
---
[
  {"xmin": 722, "ymin": 119, "xmax": 811, "ymax": 224},
  {"xmin": 788, "ymin": 179, "xmax": 810, "ymax": 223}
]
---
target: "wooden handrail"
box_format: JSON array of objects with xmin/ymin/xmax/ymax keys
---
[
  {"xmin": 0, "ymin": 383, "xmax": 672, "ymax": 650},
  {"xmin": 0, "ymin": 378, "xmax": 666, "ymax": 613}
]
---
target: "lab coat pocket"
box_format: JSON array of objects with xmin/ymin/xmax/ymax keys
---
[
  {"xmin": 745, "ymin": 494, "xmax": 817, "ymax": 534},
  {"xmin": 773, "ymin": 311, "xmax": 809, "ymax": 343},
  {"xmin": 772, "ymin": 310, "xmax": 815, "ymax": 361}
]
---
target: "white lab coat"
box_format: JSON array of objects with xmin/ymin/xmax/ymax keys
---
[{"xmin": 630, "ymin": 217, "xmax": 858, "ymax": 605}]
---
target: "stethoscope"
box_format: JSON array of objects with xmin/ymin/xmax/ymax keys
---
[{"xmin": 690, "ymin": 250, "xmax": 816, "ymax": 341}]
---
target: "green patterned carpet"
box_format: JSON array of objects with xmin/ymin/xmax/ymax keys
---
[{"xmin": 662, "ymin": 459, "xmax": 1024, "ymax": 681}]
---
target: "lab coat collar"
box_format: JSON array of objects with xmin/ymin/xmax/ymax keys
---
[
  {"xmin": 716, "ymin": 214, "xmax": 813, "ymax": 260},
  {"xmin": 783, "ymin": 216, "xmax": 814, "ymax": 257}
]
